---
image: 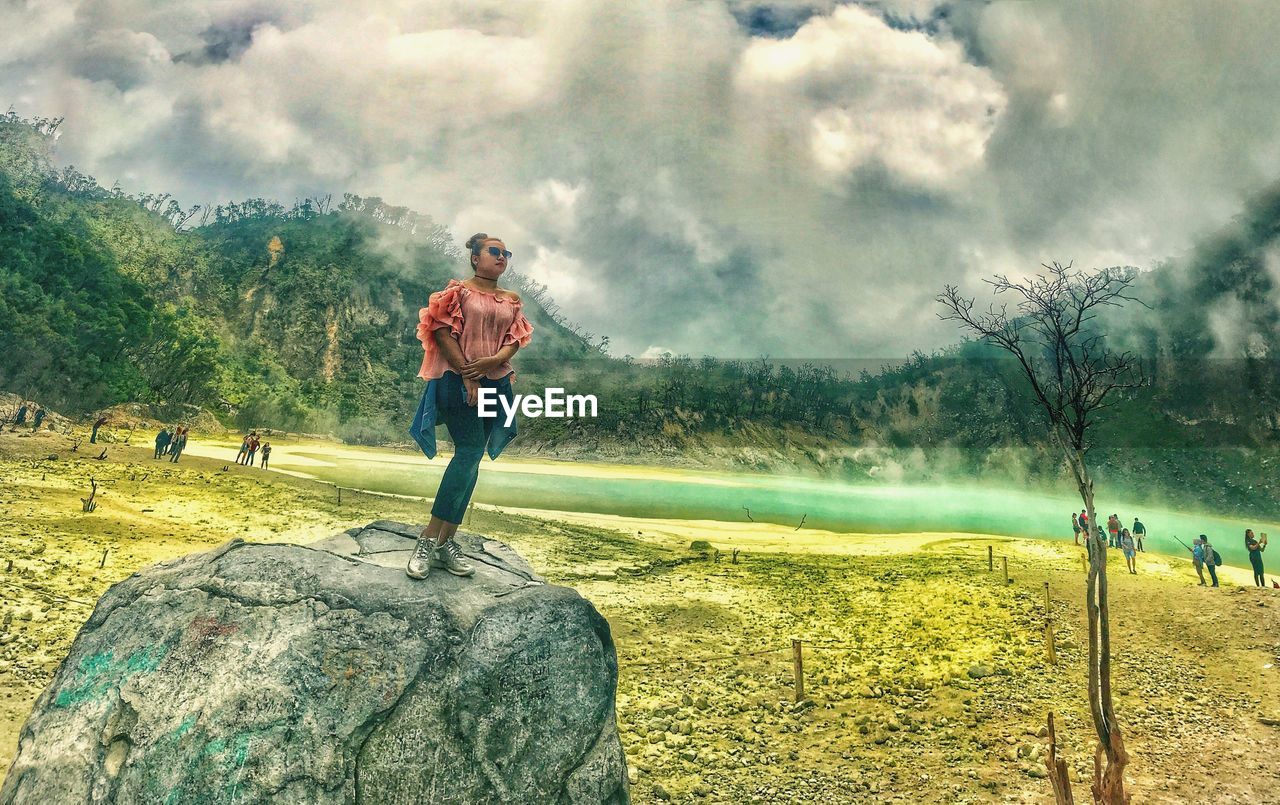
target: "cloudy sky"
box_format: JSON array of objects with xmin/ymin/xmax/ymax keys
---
[{"xmin": 5, "ymin": 0, "xmax": 1280, "ymax": 361}]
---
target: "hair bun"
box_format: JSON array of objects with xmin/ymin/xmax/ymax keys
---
[{"xmin": 466, "ymin": 232, "xmax": 489, "ymax": 254}]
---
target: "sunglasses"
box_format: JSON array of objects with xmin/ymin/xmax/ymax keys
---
[{"xmin": 485, "ymin": 246, "xmax": 512, "ymax": 260}]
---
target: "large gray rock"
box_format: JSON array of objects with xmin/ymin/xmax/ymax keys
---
[{"xmin": 1, "ymin": 521, "xmax": 629, "ymax": 804}]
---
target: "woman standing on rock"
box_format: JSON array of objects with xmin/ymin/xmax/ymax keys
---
[
  {"xmin": 407, "ymin": 233, "xmax": 533, "ymax": 580},
  {"xmin": 1245, "ymin": 529, "xmax": 1267, "ymax": 587}
]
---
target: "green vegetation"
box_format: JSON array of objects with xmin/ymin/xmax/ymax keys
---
[
  {"xmin": 0, "ymin": 112, "xmax": 594, "ymax": 440},
  {"xmin": 2, "ymin": 111, "xmax": 1277, "ymax": 518}
]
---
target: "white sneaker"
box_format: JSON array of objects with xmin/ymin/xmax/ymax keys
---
[
  {"xmin": 432, "ymin": 538, "xmax": 475, "ymax": 577},
  {"xmin": 405, "ymin": 534, "xmax": 437, "ymax": 580}
]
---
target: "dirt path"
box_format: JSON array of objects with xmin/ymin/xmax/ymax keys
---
[{"xmin": 2, "ymin": 428, "xmax": 1277, "ymax": 801}]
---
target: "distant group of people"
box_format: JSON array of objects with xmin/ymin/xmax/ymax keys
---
[
  {"xmin": 1189, "ymin": 531, "xmax": 1272, "ymax": 588},
  {"xmin": 5, "ymin": 404, "xmax": 47, "ymax": 432},
  {"xmin": 1072, "ymin": 509, "xmax": 1274, "ymax": 589},
  {"xmin": 235, "ymin": 432, "xmax": 271, "ymax": 468},
  {"xmin": 1072, "ymin": 511, "xmax": 1145, "ymax": 574},
  {"xmin": 154, "ymin": 426, "xmax": 190, "ymax": 463}
]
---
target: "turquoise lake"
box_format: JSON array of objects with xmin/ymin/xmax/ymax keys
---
[{"xmin": 249, "ymin": 443, "xmax": 1278, "ymax": 572}]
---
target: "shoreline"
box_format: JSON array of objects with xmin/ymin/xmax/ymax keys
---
[{"xmin": 181, "ymin": 434, "xmax": 1278, "ymax": 575}]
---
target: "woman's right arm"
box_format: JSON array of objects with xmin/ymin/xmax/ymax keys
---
[
  {"xmin": 433, "ymin": 328, "xmax": 467, "ymax": 374},
  {"xmin": 433, "ymin": 328, "xmax": 481, "ymax": 405}
]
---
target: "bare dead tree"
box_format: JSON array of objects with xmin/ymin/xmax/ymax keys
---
[
  {"xmin": 3, "ymin": 108, "xmax": 64, "ymax": 137},
  {"xmin": 1045, "ymin": 711, "xmax": 1075, "ymax": 804},
  {"xmin": 81, "ymin": 478, "xmax": 98, "ymax": 512},
  {"xmin": 172, "ymin": 204, "xmax": 202, "ymax": 230},
  {"xmin": 937, "ymin": 261, "xmax": 1146, "ymax": 804}
]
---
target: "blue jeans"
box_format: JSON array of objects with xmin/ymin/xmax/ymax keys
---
[{"xmin": 430, "ymin": 371, "xmax": 512, "ymax": 524}]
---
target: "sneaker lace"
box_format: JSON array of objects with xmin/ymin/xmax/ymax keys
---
[{"xmin": 413, "ymin": 537, "xmax": 436, "ymax": 561}]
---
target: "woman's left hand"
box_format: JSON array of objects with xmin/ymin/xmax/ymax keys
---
[{"xmin": 461, "ymin": 355, "xmax": 501, "ymax": 379}]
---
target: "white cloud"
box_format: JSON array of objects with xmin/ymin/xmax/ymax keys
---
[
  {"xmin": 531, "ymin": 178, "xmax": 585, "ymax": 238},
  {"xmin": 69, "ymin": 29, "xmax": 171, "ymax": 89},
  {"xmin": 4, "ymin": 0, "xmax": 1280, "ymax": 362},
  {"xmin": 0, "ymin": 1, "xmax": 76, "ymax": 66},
  {"xmin": 735, "ymin": 5, "xmax": 1006, "ymax": 190},
  {"xmin": 523, "ymin": 245, "xmax": 592, "ymax": 312},
  {"xmin": 639, "ymin": 345, "xmax": 674, "ymax": 360}
]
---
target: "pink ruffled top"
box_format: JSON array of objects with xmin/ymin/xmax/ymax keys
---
[{"xmin": 417, "ymin": 279, "xmax": 534, "ymax": 381}]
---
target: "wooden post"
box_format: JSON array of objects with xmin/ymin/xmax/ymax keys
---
[
  {"xmin": 1043, "ymin": 581, "xmax": 1057, "ymax": 664},
  {"xmin": 1002, "ymin": 556, "xmax": 1009, "ymax": 584},
  {"xmin": 336, "ymin": 485, "xmax": 341, "ymax": 505},
  {"xmin": 988, "ymin": 545, "xmax": 993, "ymax": 571},
  {"xmin": 5, "ymin": 559, "xmax": 11, "ymax": 572},
  {"xmin": 100, "ymin": 548, "xmax": 109, "ymax": 568},
  {"xmin": 791, "ymin": 639, "xmax": 805, "ymax": 703}
]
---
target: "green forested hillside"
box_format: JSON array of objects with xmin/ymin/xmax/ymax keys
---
[{"xmin": 0, "ymin": 113, "xmax": 596, "ymax": 440}]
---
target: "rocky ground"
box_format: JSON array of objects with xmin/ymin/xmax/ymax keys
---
[{"xmin": 1, "ymin": 426, "xmax": 1277, "ymax": 802}]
